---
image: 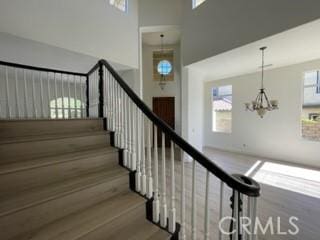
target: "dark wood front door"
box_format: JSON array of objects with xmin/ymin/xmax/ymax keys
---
[{"xmin": 152, "ymin": 97, "xmax": 175, "ymax": 147}]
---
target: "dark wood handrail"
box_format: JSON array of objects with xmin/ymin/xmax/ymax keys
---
[
  {"xmin": 0, "ymin": 60, "xmax": 87, "ymax": 77},
  {"xmin": 89, "ymin": 59, "xmax": 260, "ymax": 197}
]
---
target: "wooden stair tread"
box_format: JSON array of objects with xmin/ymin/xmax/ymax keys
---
[
  {"xmin": 76, "ymin": 199, "xmax": 170, "ymax": 240},
  {"xmin": 0, "ymin": 166, "xmax": 127, "ymax": 217},
  {"xmin": 146, "ymin": 229, "xmax": 172, "ymax": 240},
  {"xmin": 13, "ymin": 192, "xmax": 147, "ymax": 240},
  {"xmin": 0, "ymin": 146, "xmax": 117, "ymax": 175},
  {"xmin": 0, "ymin": 119, "xmax": 103, "ymax": 140},
  {"xmin": 0, "ymin": 130, "xmax": 109, "ymax": 145}
]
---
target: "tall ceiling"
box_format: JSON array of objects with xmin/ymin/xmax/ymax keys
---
[
  {"xmin": 190, "ymin": 19, "xmax": 320, "ymax": 81},
  {"xmin": 142, "ymin": 29, "xmax": 181, "ymax": 46}
]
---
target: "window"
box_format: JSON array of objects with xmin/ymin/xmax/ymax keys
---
[
  {"xmin": 50, "ymin": 97, "xmax": 84, "ymax": 119},
  {"xmin": 302, "ymin": 71, "xmax": 320, "ymax": 141},
  {"xmin": 192, "ymin": 0, "xmax": 206, "ymax": 9},
  {"xmin": 212, "ymin": 85, "xmax": 232, "ymax": 133},
  {"xmin": 157, "ymin": 60, "xmax": 172, "ymax": 75},
  {"xmin": 153, "ymin": 50, "xmax": 174, "ymax": 81},
  {"xmin": 109, "ymin": 0, "xmax": 127, "ymax": 12},
  {"xmin": 317, "ymin": 73, "xmax": 320, "ymax": 94}
]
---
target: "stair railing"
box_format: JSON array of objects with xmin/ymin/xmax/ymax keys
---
[
  {"xmin": 88, "ymin": 59, "xmax": 261, "ymax": 240},
  {"xmin": 0, "ymin": 61, "xmax": 88, "ymax": 119},
  {"xmin": 0, "ymin": 58, "xmax": 260, "ymax": 239}
]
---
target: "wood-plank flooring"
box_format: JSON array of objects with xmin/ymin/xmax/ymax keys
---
[{"xmin": 159, "ymin": 147, "xmax": 320, "ymax": 240}]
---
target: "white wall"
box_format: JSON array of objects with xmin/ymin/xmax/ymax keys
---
[
  {"xmin": 119, "ymin": 69, "xmax": 140, "ymax": 95},
  {"xmin": 0, "ymin": 0, "xmax": 139, "ymax": 68},
  {"xmin": 139, "ymin": 0, "xmax": 182, "ymax": 27},
  {"xmin": 204, "ymin": 59, "xmax": 320, "ymax": 168},
  {"xmin": 0, "ymin": 32, "xmax": 98, "ymax": 73},
  {"xmin": 186, "ymin": 67, "xmax": 205, "ymax": 152},
  {"xmin": 182, "ymin": 0, "xmax": 320, "ymax": 66},
  {"xmin": 142, "ymin": 43, "xmax": 181, "ymax": 134}
]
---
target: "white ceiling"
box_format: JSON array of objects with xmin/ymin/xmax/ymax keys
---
[
  {"xmin": 142, "ymin": 29, "xmax": 181, "ymax": 46},
  {"xmin": 190, "ymin": 18, "xmax": 320, "ymax": 81}
]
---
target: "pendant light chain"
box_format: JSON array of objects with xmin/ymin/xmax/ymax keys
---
[{"xmin": 245, "ymin": 46, "xmax": 279, "ymax": 118}]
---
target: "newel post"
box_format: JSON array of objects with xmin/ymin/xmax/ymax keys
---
[{"xmin": 98, "ymin": 60, "xmax": 104, "ymax": 118}]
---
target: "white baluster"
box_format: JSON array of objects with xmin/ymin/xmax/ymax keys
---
[
  {"xmin": 74, "ymin": 75, "xmax": 77, "ymax": 118},
  {"xmin": 61, "ymin": 74, "xmax": 65, "ymax": 119},
  {"xmin": 24, "ymin": 70, "xmax": 29, "ymax": 118},
  {"xmin": 120, "ymin": 89, "xmax": 125, "ymax": 149},
  {"xmin": 219, "ymin": 181, "xmax": 224, "ymax": 240},
  {"xmin": 80, "ymin": 76, "xmax": 85, "ymax": 118},
  {"xmin": 146, "ymin": 120, "xmax": 153, "ymax": 199},
  {"xmin": 5, "ymin": 67, "xmax": 11, "ymax": 119},
  {"xmin": 126, "ymin": 95, "xmax": 133, "ymax": 170},
  {"xmin": 180, "ymin": 153, "xmax": 186, "ymax": 240},
  {"xmin": 191, "ymin": 159, "xmax": 197, "ymax": 240},
  {"xmin": 118, "ymin": 86, "xmax": 122, "ymax": 147},
  {"xmin": 32, "ymin": 71, "xmax": 37, "ymax": 118},
  {"xmin": 204, "ymin": 170, "xmax": 210, "ymax": 240},
  {"xmin": 68, "ymin": 75, "xmax": 71, "ymax": 119},
  {"xmin": 114, "ymin": 83, "xmax": 119, "ymax": 147},
  {"xmin": 247, "ymin": 196, "xmax": 258, "ymax": 240},
  {"xmin": 168, "ymin": 141, "xmax": 176, "ymax": 233},
  {"xmin": 116, "ymin": 85, "xmax": 121, "ymax": 147},
  {"xmin": 54, "ymin": 73, "xmax": 58, "ymax": 118},
  {"xmin": 141, "ymin": 116, "xmax": 147, "ymax": 195},
  {"xmin": 111, "ymin": 76, "xmax": 115, "ymax": 131},
  {"xmin": 160, "ymin": 132, "xmax": 167, "ymax": 228},
  {"xmin": 135, "ymin": 109, "xmax": 142, "ymax": 192},
  {"xmin": 47, "ymin": 72, "xmax": 50, "ymax": 118},
  {"xmin": 40, "ymin": 72, "xmax": 44, "ymax": 118},
  {"xmin": 123, "ymin": 92, "xmax": 128, "ymax": 167},
  {"xmin": 14, "ymin": 68, "xmax": 20, "ymax": 118},
  {"xmin": 107, "ymin": 72, "xmax": 112, "ymax": 130},
  {"xmin": 153, "ymin": 125, "xmax": 160, "ymax": 223},
  {"xmin": 131, "ymin": 101, "xmax": 136, "ymax": 171},
  {"xmin": 233, "ymin": 191, "xmax": 239, "ymax": 240}
]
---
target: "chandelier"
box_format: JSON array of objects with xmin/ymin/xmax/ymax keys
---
[
  {"xmin": 159, "ymin": 34, "xmax": 166, "ymax": 90},
  {"xmin": 245, "ymin": 47, "xmax": 279, "ymax": 118}
]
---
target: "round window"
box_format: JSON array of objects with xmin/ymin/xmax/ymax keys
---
[{"xmin": 157, "ymin": 60, "xmax": 172, "ymax": 75}]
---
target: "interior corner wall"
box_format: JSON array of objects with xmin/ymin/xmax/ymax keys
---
[
  {"xmin": 204, "ymin": 59, "xmax": 320, "ymax": 168},
  {"xmin": 0, "ymin": 0, "xmax": 139, "ymax": 68},
  {"xmin": 118, "ymin": 69, "xmax": 140, "ymax": 96},
  {"xmin": 138, "ymin": 0, "xmax": 182, "ymax": 27},
  {"xmin": 186, "ymin": 67, "xmax": 205, "ymax": 152},
  {"xmin": 142, "ymin": 43, "xmax": 182, "ymax": 135},
  {"xmin": 182, "ymin": 0, "xmax": 320, "ymax": 66}
]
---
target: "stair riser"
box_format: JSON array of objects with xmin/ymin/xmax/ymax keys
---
[
  {"xmin": 0, "ymin": 151, "xmax": 119, "ymax": 195},
  {"xmin": 0, "ymin": 174, "xmax": 129, "ymax": 240},
  {"xmin": 0, "ymin": 119, "xmax": 103, "ymax": 139},
  {"xmin": 0, "ymin": 134, "xmax": 111, "ymax": 163}
]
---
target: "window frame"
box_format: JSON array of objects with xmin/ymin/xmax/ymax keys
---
[
  {"xmin": 316, "ymin": 71, "xmax": 320, "ymax": 94},
  {"xmin": 109, "ymin": 0, "xmax": 128, "ymax": 13},
  {"xmin": 211, "ymin": 85, "xmax": 233, "ymax": 134},
  {"xmin": 192, "ymin": 0, "xmax": 206, "ymax": 9},
  {"xmin": 153, "ymin": 49, "xmax": 174, "ymax": 81},
  {"xmin": 301, "ymin": 70, "xmax": 320, "ymax": 142}
]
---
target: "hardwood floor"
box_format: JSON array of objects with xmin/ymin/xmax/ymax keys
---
[{"xmin": 159, "ymin": 147, "xmax": 320, "ymax": 240}]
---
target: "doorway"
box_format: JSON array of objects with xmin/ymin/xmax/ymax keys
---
[{"xmin": 152, "ymin": 97, "xmax": 175, "ymax": 147}]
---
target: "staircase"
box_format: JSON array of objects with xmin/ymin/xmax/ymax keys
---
[
  {"xmin": 0, "ymin": 119, "xmax": 172, "ymax": 240},
  {"xmin": 0, "ymin": 59, "xmax": 260, "ymax": 240}
]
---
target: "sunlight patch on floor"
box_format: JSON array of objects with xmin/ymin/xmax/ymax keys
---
[{"xmin": 252, "ymin": 162, "xmax": 320, "ymax": 199}]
